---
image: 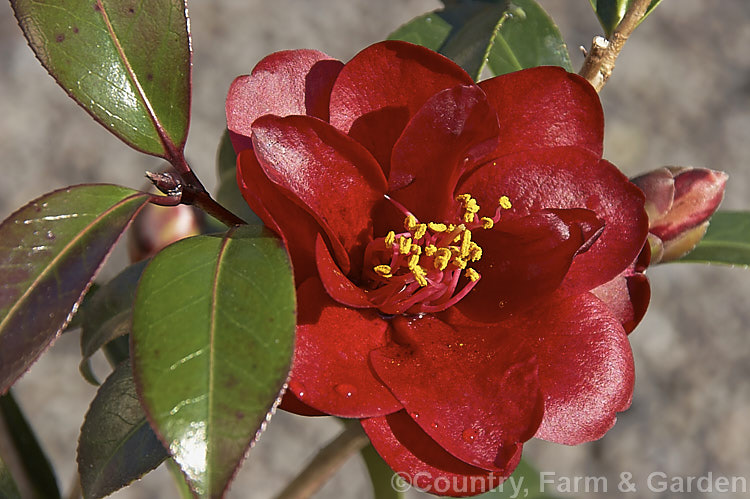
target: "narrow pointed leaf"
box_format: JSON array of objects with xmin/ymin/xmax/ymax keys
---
[
  {"xmin": 78, "ymin": 360, "xmax": 168, "ymax": 499},
  {"xmin": 387, "ymin": 12, "xmax": 453, "ymax": 51},
  {"xmin": 589, "ymin": 0, "xmax": 663, "ymax": 38},
  {"xmin": 0, "ymin": 185, "xmax": 150, "ymax": 393},
  {"xmin": 216, "ymin": 130, "xmax": 261, "ymax": 225},
  {"xmin": 0, "ymin": 390, "xmax": 60, "ymax": 498},
  {"xmin": 11, "ymin": 0, "xmax": 191, "ymax": 156},
  {"xmin": 132, "ymin": 225, "xmax": 296, "ymax": 497},
  {"xmin": 0, "ymin": 456, "xmax": 22, "ymax": 499},
  {"xmin": 79, "ymin": 261, "xmax": 148, "ymax": 384},
  {"xmin": 677, "ymin": 211, "xmax": 750, "ymax": 268},
  {"xmin": 487, "ymin": 0, "xmax": 573, "ymax": 76}
]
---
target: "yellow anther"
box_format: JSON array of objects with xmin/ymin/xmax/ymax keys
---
[
  {"xmin": 448, "ymin": 245, "xmax": 461, "ymax": 255},
  {"xmin": 412, "ymin": 245, "xmax": 422, "ymax": 256},
  {"xmin": 414, "ymin": 223, "xmax": 427, "ymax": 240},
  {"xmin": 424, "ymin": 244, "xmax": 437, "ymax": 256},
  {"xmin": 399, "ymin": 237, "xmax": 412, "ymax": 255},
  {"xmin": 373, "ymin": 265, "xmax": 393, "ymax": 278},
  {"xmin": 456, "ymin": 194, "xmax": 471, "ymax": 203},
  {"xmin": 499, "ymin": 195, "xmax": 512, "ymax": 210},
  {"xmin": 447, "ymin": 224, "xmax": 456, "ymax": 232},
  {"xmin": 411, "ymin": 265, "xmax": 428, "ymax": 287},
  {"xmin": 460, "ymin": 230, "xmax": 472, "ymax": 258},
  {"xmin": 453, "ymin": 257, "xmax": 467, "ymax": 269},
  {"xmin": 481, "ymin": 217, "xmax": 494, "ymax": 229},
  {"xmin": 465, "ymin": 268, "xmax": 480, "ymax": 282},
  {"xmin": 428, "ymin": 222, "xmax": 447, "ymax": 232},
  {"xmin": 433, "ymin": 248, "xmax": 451, "ymax": 271},
  {"xmin": 407, "ymin": 254, "xmax": 420, "ymax": 270},
  {"xmin": 468, "ymin": 243, "xmax": 482, "ymax": 262},
  {"xmin": 384, "ymin": 230, "xmax": 396, "ymax": 247},
  {"xmin": 404, "ymin": 215, "xmax": 418, "ymax": 231}
]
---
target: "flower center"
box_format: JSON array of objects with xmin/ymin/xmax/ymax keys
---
[{"xmin": 363, "ymin": 193, "xmax": 512, "ymax": 316}]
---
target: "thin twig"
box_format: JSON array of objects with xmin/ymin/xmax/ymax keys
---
[
  {"xmin": 579, "ymin": 0, "xmax": 653, "ymax": 92},
  {"xmin": 275, "ymin": 422, "xmax": 370, "ymax": 499}
]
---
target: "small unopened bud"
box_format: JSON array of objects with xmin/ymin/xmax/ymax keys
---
[
  {"xmin": 632, "ymin": 166, "xmax": 728, "ymax": 264},
  {"xmin": 128, "ymin": 203, "xmax": 204, "ymax": 262}
]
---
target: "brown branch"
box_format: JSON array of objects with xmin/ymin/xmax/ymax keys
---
[
  {"xmin": 579, "ymin": 0, "xmax": 653, "ymax": 92},
  {"xmin": 275, "ymin": 422, "xmax": 370, "ymax": 499}
]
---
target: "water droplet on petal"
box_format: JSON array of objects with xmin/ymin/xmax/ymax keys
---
[
  {"xmin": 410, "ymin": 411, "xmax": 420, "ymax": 420},
  {"xmin": 288, "ymin": 380, "xmax": 306, "ymax": 398},
  {"xmin": 334, "ymin": 384, "xmax": 356, "ymax": 398},
  {"xmin": 431, "ymin": 422, "xmax": 439, "ymax": 429},
  {"xmin": 462, "ymin": 428, "xmax": 478, "ymax": 443}
]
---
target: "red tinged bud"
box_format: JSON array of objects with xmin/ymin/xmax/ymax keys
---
[{"xmin": 632, "ymin": 167, "xmax": 728, "ymax": 263}]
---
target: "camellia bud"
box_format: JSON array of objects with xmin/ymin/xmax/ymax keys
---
[
  {"xmin": 128, "ymin": 203, "xmax": 204, "ymax": 262},
  {"xmin": 632, "ymin": 166, "xmax": 728, "ymax": 264}
]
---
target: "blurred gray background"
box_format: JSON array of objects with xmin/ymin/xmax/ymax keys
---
[{"xmin": 1, "ymin": 1, "xmax": 750, "ymax": 498}]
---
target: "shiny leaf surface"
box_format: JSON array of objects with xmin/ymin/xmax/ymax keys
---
[
  {"xmin": 0, "ymin": 390, "xmax": 60, "ymax": 498},
  {"xmin": 0, "ymin": 185, "xmax": 149, "ymax": 393},
  {"xmin": 589, "ymin": 0, "xmax": 663, "ymax": 38},
  {"xmin": 487, "ymin": 0, "xmax": 573, "ymax": 76},
  {"xmin": 79, "ymin": 260, "xmax": 148, "ymax": 385},
  {"xmin": 78, "ymin": 360, "xmax": 167, "ymax": 499},
  {"xmin": 11, "ymin": 0, "xmax": 191, "ymax": 156},
  {"xmin": 678, "ymin": 211, "xmax": 750, "ymax": 268},
  {"xmin": 132, "ymin": 225, "xmax": 296, "ymax": 497}
]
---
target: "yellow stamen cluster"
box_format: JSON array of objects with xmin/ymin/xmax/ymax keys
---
[{"xmin": 373, "ymin": 193, "xmax": 512, "ymax": 290}]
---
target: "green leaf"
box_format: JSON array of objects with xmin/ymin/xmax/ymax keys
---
[
  {"xmin": 388, "ymin": 0, "xmax": 570, "ymax": 81},
  {"xmin": 475, "ymin": 459, "xmax": 560, "ymax": 499},
  {"xmin": 78, "ymin": 360, "xmax": 168, "ymax": 499},
  {"xmin": 216, "ymin": 130, "xmax": 261, "ymax": 225},
  {"xmin": 79, "ymin": 260, "xmax": 148, "ymax": 385},
  {"xmin": 0, "ymin": 390, "xmax": 60, "ymax": 499},
  {"xmin": 361, "ymin": 444, "xmax": 404, "ymax": 499},
  {"xmin": 131, "ymin": 225, "xmax": 296, "ymax": 497},
  {"xmin": 589, "ymin": 0, "xmax": 663, "ymax": 38},
  {"xmin": 11, "ymin": 0, "xmax": 191, "ymax": 157},
  {"xmin": 0, "ymin": 185, "xmax": 150, "ymax": 393},
  {"xmin": 0, "ymin": 455, "xmax": 22, "ymax": 499},
  {"xmin": 487, "ymin": 0, "xmax": 573, "ymax": 76},
  {"xmin": 677, "ymin": 211, "xmax": 750, "ymax": 268}
]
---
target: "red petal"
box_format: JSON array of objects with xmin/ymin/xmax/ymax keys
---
[
  {"xmin": 329, "ymin": 41, "xmax": 473, "ymax": 175},
  {"xmin": 478, "ymin": 66, "xmax": 603, "ymax": 158},
  {"xmin": 458, "ymin": 209, "xmax": 604, "ymax": 323},
  {"xmin": 288, "ymin": 278, "xmax": 402, "ymax": 418},
  {"xmin": 278, "ymin": 391, "xmax": 328, "ymax": 417},
  {"xmin": 226, "ymin": 49, "xmax": 343, "ymax": 153},
  {"xmin": 388, "ymin": 85, "xmax": 500, "ymax": 222},
  {"xmin": 532, "ymin": 293, "xmax": 634, "ymax": 444},
  {"xmin": 370, "ymin": 315, "xmax": 543, "ymax": 472},
  {"xmin": 315, "ymin": 235, "xmax": 373, "ymax": 308},
  {"xmin": 251, "ymin": 115, "xmax": 388, "ymax": 274},
  {"xmin": 361, "ymin": 412, "xmax": 515, "ymax": 497},
  {"xmin": 458, "ymin": 148, "xmax": 648, "ymax": 293},
  {"xmin": 236, "ymin": 150, "xmax": 320, "ymax": 283},
  {"xmin": 591, "ymin": 247, "xmax": 650, "ymax": 334}
]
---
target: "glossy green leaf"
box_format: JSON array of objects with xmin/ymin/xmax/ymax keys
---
[
  {"xmin": 11, "ymin": 0, "xmax": 191, "ymax": 157},
  {"xmin": 388, "ymin": 0, "xmax": 570, "ymax": 81},
  {"xmin": 487, "ymin": 0, "xmax": 573, "ymax": 76},
  {"xmin": 132, "ymin": 225, "xmax": 296, "ymax": 497},
  {"xmin": 361, "ymin": 444, "xmax": 404, "ymax": 499},
  {"xmin": 589, "ymin": 0, "xmax": 663, "ymax": 38},
  {"xmin": 677, "ymin": 211, "xmax": 750, "ymax": 268},
  {"xmin": 79, "ymin": 260, "xmax": 148, "ymax": 385},
  {"xmin": 0, "ymin": 390, "xmax": 60, "ymax": 499},
  {"xmin": 216, "ymin": 130, "xmax": 261, "ymax": 225},
  {"xmin": 0, "ymin": 185, "xmax": 150, "ymax": 393},
  {"xmin": 78, "ymin": 360, "xmax": 168, "ymax": 499}
]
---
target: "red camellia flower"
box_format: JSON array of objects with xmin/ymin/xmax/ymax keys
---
[{"xmin": 226, "ymin": 41, "xmax": 650, "ymax": 496}]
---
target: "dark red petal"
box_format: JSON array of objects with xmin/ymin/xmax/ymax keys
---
[
  {"xmin": 458, "ymin": 209, "xmax": 604, "ymax": 323},
  {"xmin": 458, "ymin": 148, "xmax": 648, "ymax": 293},
  {"xmin": 236, "ymin": 150, "xmax": 320, "ymax": 283},
  {"xmin": 329, "ymin": 41, "xmax": 474, "ymax": 175},
  {"xmin": 370, "ymin": 315, "xmax": 543, "ymax": 472},
  {"xmin": 278, "ymin": 391, "xmax": 328, "ymax": 417},
  {"xmin": 533, "ymin": 293, "xmax": 634, "ymax": 445},
  {"xmin": 226, "ymin": 49, "xmax": 343, "ymax": 152},
  {"xmin": 251, "ymin": 115, "xmax": 388, "ymax": 274},
  {"xmin": 388, "ymin": 85, "xmax": 500, "ymax": 222},
  {"xmin": 478, "ymin": 66, "xmax": 603, "ymax": 158},
  {"xmin": 315, "ymin": 235, "xmax": 373, "ymax": 308},
  {"xmin": 288, "ymin": 278, "xmax": 402, "ymax": 418},
  {"xmin": 591, "ymin": 250, "xmax": 650, "ymax": 334},
  {"xmin": 362, "ymin": 412, "xmax": 515, "ymax": 497}
]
